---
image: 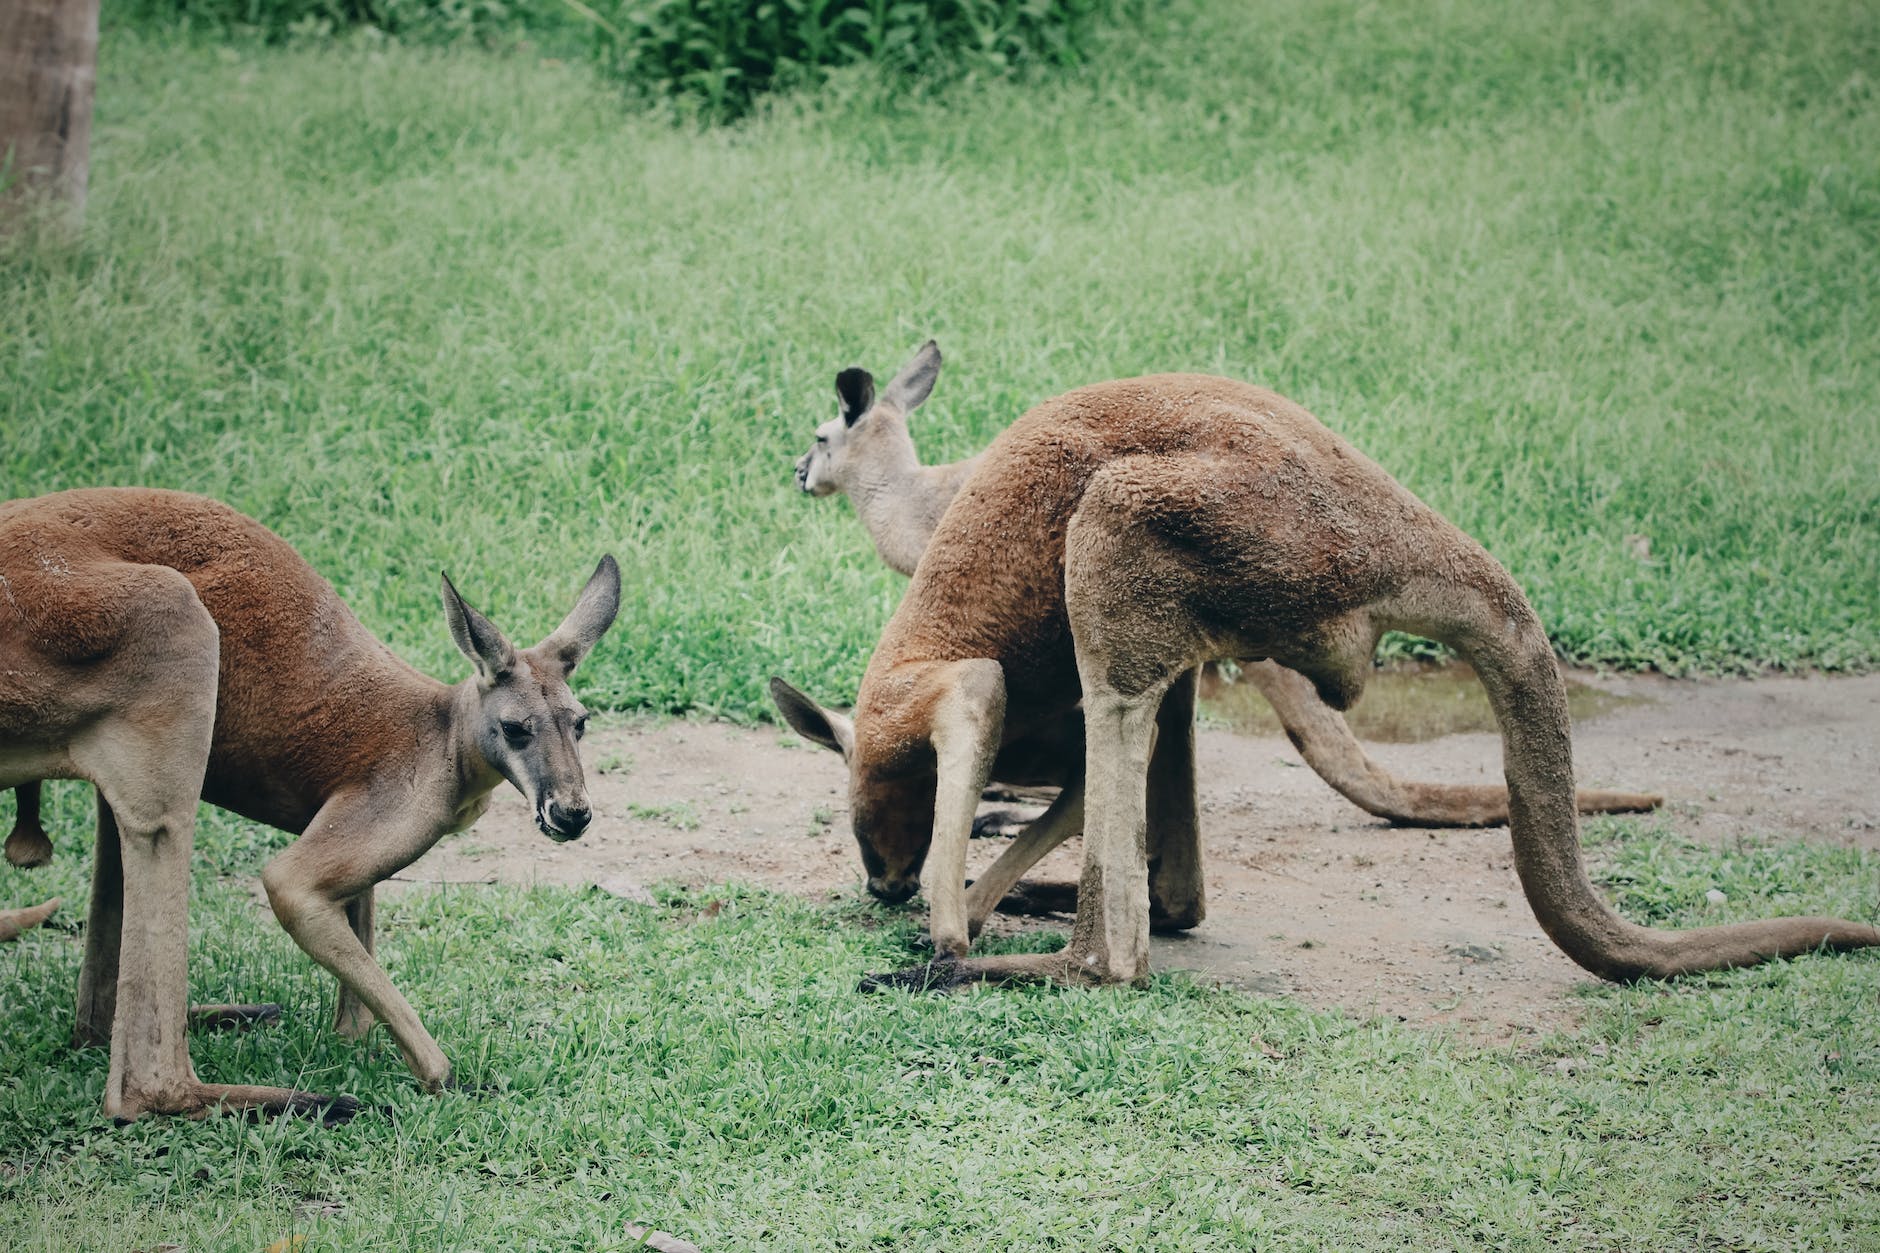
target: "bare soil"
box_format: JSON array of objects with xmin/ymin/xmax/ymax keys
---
[{"xmin": 399, "ymin": 670, "xmax": 1880, "ymax": 1042}]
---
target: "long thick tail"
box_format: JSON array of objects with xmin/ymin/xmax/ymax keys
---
[
  {"xmin": 1458, "ymin": 593, "xmax": 1878, "ymax": 981},
  {"xmin": 1247, "ymin": 660, "xmax": 1661, "ymax": 827}
]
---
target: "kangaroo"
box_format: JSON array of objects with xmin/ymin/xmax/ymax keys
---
[
  {"xmin": 0, "ymin": 488, "xmax": 619, "ymax": 1119},
  {"xmin": 790, "ymin": 340, "xmax": 1659, "ymax": 832},
  {"xmin": 786, "ymin": 375, "xmax": 1879, "ymax": 988}
]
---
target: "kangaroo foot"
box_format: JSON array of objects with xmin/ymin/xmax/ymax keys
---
[
  {"xmin": 113, "ymin": 1082, "xmax": 360, "ymax": 1126},
  {"xmin": 971, "ymin": 808, "xmax": 1041, "ymax": 838},
  {"xmin": 859, "ymin": 957, "xmax": 972, "ymax": 994},
  {"xmin": 0, "ymin": 898, "xmax": 59, "ymax": 942},
  {"xmin": 188, "ymin": 1003, "xmax": 284, "ymax": 1032},
  {"xmin": 986, "ymin": 878, "xmax": 1079, "ymax": 916},
  {"xmin": 981, "ymin": 784, "xmax": 1060, "ymax": 805},
  {"xmin": 859, "ymin": 951, "xmax": 1094, "ymax": 993}
]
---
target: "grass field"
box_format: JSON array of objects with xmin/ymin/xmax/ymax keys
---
[
  {"xmin": 4, "ymin": 0, "xmax": 1878, "ymax": 718},
  {"xmin": 2, "ymin": 788, "xmax": 1878, "ymax": 1250},
  {"xmin": 3, "ymin": 0, "xmax": 1879, "ymax": 1247}
]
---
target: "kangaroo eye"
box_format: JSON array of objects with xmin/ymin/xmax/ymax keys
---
[
  {"xmin": 500, "ymin": 719, "xmax": 533, "ymax": 743},
  {"xmin": 573, "ymin": 715, "xmax": 589, "ymax": 740}
]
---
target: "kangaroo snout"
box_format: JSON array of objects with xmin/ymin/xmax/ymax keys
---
[
  {"xmin": 867, "ymin": 875, "xmax": 919, "ymax": 906},
  {"xmin": 539, "ymin": 798, "xmax": 591, "ymax": 841}
]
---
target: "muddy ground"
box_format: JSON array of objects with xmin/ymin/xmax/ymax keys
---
[{"xmin": 400, "ymin": 670, "xmax": 1880, "ymax": 1042}]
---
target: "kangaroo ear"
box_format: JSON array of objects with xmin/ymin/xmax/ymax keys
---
[
  {"xmin": 881, "ymin": 339, "xmax": 941, "ymax": 414},
  {"xmin": 535, "ymin": 555, "xmax": 622, "ymax": 676},
  {"xmin": 442, "ymin": 573, "xmax": 518, "ymax": 686},
  {"xmin": 835, "ymin": 367, "xmax": 874, "ymax": 426},
  {"xmin": 768, "ymin": 676, "xmax": 855, "ymax": 760}
]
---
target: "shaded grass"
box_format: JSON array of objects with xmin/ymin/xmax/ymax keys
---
[
  {"xmin": 1, "ymin": 783, "xmax": 1877, "ymax": 1248},
  {"xmin": 3, "ymin": 0, "xmax": 1877, "ymax": 723}
]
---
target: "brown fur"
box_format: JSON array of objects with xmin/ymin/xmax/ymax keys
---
[
  {"xmin": 829, "ymin": 375, "xmax": 1880, "ymax": 986},
  {"xmin": 778, "ymin": 344, "xmax": 1658, "ymax": 938},
  {"xmin": 0, "ymin": 488, "xmax": 619, "ymax": 1119}
]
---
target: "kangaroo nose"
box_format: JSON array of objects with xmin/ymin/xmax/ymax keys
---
[
  {"xmin": 867, "ymin": 876, "xmax": 918, "ymax": 906},
  {"xmin": 547, "ymin": 800, "xmax": 591, "ymax": 839}
]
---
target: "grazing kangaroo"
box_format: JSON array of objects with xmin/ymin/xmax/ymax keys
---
[
  {"xmin": 0, "ymin": 488, "xmax": 619, "ymax": 1119},
  {"xmin": 790, "ymin": 340, "xmax": 1659, "ymax": 831},
  {"xmin": 787, "ymin": 374, "xmax": 1879, "ymax": 988}
]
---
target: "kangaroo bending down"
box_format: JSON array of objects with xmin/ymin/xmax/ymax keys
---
[
  {"xmin": 790, "ymin": 340, "xmax": 1659, "ymax": 830},
  {"xmin": 0, "ymin": 488, "xmax": 619, "ymax": 1119},
  {"xmin": 786, "ymin": 375, "xmax": 1879, "ymax": 987}
]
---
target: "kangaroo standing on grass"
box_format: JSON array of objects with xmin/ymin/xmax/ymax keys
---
[
  {"xmin": 790, "ymin": 341, "xmax": 1659, "ymax": 832},
  {"xmin": 777, "ymin": 343, "xmax": 1659, "ymax": 936},
  {"xmin": 786, "ymin": 373, "xmax": 1879, "ymax": 987},
  {"xmin": 0, "ymin": 488, "xmax": 618, "ymax": 1120}
]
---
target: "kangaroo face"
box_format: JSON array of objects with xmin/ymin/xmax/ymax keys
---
[
  {"xmin": 442, "ymin": 558, "xmax": 621, "ymax": 842},
  {"xmin": 794, "ymin": 411, "xmax": 851, "ymax": 497},
  {"xmin": 848, "ymin": 776, "xmax": 935, "ymax": 904},
  {"xmin": 794, "ymin": 340, "xmax": 942, "ymax": 498},
  {"xmin": 472, "ymin": 655, "xmax": 594, "ymax": 840},
  {"xmin": 770, "ymin": 676, "xmax": 928, "ymax": 903}
]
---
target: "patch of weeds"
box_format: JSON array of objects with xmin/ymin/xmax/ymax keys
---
[{"xmin": 626, "ymin": 801, "xmax": 700, "ymax": 831}]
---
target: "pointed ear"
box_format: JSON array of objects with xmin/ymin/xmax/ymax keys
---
[
  {"xmin": 835, "ymin": 367, "xmax": 874, "ymax": 426},
  {"xmin": 535, "ymin": 555, "xmax": 621, "ymax": 676},
  {"xmin": 768, "ymin": 676, "xmax": 855, "ymax": 760},
  {"xmin": 881, "ymin": 339, "xmax": 941, "ymax": 414},
  {"xmin": 442, "ymin": 572, "xmax": 518, "ymax": 686}
]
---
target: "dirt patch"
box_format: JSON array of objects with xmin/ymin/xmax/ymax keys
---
[{"xmin": 399, "ymin": 670, "xmax": 1880, "ymax": 1042}]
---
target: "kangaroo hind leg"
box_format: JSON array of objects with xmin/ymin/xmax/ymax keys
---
[{"xmin": 67, "ymin": 565, "xmax": 355, "ymax": 1123}]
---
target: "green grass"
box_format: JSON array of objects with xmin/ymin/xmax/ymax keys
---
[
  {"xmin": 4, "ymin": 0, "xmax": 1878, "ymax": 722},
  {"xmin": 3, "ymin": 6, "xmax": 1878, "ymax": 1243},
  {"xmin": 2, "ymin": 783, "xmax": 1877, "ymax": 1249}
]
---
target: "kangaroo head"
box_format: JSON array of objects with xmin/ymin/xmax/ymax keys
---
[
  {"xmin": 442, "ymin": 557, "xmax": 621, "ymax": 842},
  {"xmin": 794, "ymin": 339, "xmax": 942, "ymax": 497},
  {"xmin": 769, "ymin": 676, "xmax": 932, "ymax": 904}
]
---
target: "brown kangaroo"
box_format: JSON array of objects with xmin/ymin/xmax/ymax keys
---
[
  {"xmin": 788, "ymin": 340, "xmax": 1658, "ymax": 831},
  {"xmin": 775, "ymin": 343, "xmax": 1659, "ymax": 936},
  {"xmin": 0, "ymin": 488, "xmax": 619, "ymax": 1119},
  {"xmin": 787, "ymin": 374, "xmax": 1879, "ymax": 988}
]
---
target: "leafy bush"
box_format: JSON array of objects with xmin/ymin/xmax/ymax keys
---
[
  {"xmin": 107, "ymin": 0, "xmax": 562, "ymax": 43},
  {"xmin": 581, "ymin": 0, "xmax": 1133, "ymax": 119}
]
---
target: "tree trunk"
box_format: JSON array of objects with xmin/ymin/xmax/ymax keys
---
[{"xmin": 0, "ymin": 0, "xmax": 102, "ymax": 225}]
